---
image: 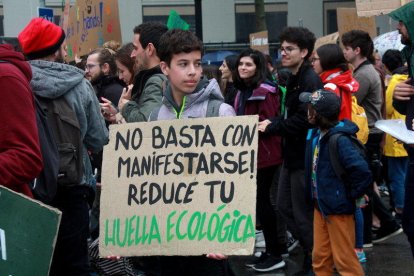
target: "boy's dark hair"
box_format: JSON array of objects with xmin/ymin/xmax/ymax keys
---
[
  {"xmin": 158, "ymin": 29, "xmax": 203, "ymax": 66},
  {"xmin": 133, "ymin": 22, "xmax": 168, "ymax": 54},
  {"xmin": 341, "ymin": 30, "xmax": 374, "ymax": 61},
  {"xmin": 88, "ymin": 47, "xmax": 117, "ymax": 75},
  {"xmin": 115, "ymin": 43, "xmax": 135, "ymax": 80},
  {"xmin": 315, "ymin": 113, "xmax": 339, "ymax": 130},
  {"xmin": 224, "ymin": 54, "xmax": 238, "ymax": 72},
  {"xmin": 233, "ymin": 48, "xmax": 268, "ymax": 90},
  {"xmin": 279, "ymin": 27, "xmax": 316, "ymax": 60},
  {"xmin": 316, "ymin": 43, "xmax": 348, "ymax": 72},
  {"xmin": 382, "ymin": 49, "xmax": 403, "ymax": 73}
]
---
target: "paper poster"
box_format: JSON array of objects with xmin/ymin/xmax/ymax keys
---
[{"xmin": 99, "ymin": 116, "xmax": 258, "ymax": 256}]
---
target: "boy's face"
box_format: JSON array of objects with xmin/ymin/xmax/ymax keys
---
[
  {"xmin": 307, "ymin": 104, "xmax": 317, "ymax": 125},
  {"xmin": 280, "ymin": 41, "xmax": 307, "ymax": 72},
  {"xmin": 160, "ymin": 51, "xmax": 202, "ymax": 97},
  {"xmin": 342, "ymin": 46, "xmax": 358, "ymax": 64}
]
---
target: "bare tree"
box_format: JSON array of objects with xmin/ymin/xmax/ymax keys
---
[{"xmin": 255, "ymin": 0, "xmax": 266, "ymax": 32}]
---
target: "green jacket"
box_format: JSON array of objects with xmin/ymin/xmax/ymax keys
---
[
  {"xmin": 389, "ymin": 2, "xmax": 414, "ymax": 124},
  {"xmin": 121, "ymin": 73, "xmax": 166, "ymax": 122}
]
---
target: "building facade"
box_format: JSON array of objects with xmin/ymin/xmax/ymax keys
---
[{"xmin": 1, "ymin": 0, "xmax": 393, "ymax": 52}]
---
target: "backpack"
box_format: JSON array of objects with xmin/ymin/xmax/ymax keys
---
[
  {"xmin": 31, "ymin": 96, "xmax": 59, "ymax": 203},
  {"xmin": 328, "ymin": 132, "xmax": 368, "ymax": 197},
  {"xmin": 351, "ymin": 96, "xmax": 369, "ymax": 144},
  {"xmin": 36, "ymin": 95, "xmax": 84, "ymax": 188}
]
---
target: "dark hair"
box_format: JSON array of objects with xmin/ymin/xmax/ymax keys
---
[
  {"xmin": 115, "ymin": 43, "xmax": 135, "ymax": 79},
  {"xmin": 265, "ymin": 54, "xmax": 273, "ymax": 66},
  {"xmin": 202, "ymin": 64, "xmax": 221, "ymax": 81},
  {"xmin": 88, "ymin": 48, "xmax": 117, "ymax": 75},
  {"xmin": 277, "ymin": 68, "xmax": 291, "ymax": 87},
  {"xmin": 315, "ymin": 113, "xmax": 339, "ymax": 130},
  {"xmin": 133, "ymin": 22, "xmax": 168, "ymax": 54},
  {"xmin": 341, "ymin": 30, "xmax": 374, "ymax": 61},
  {"xmin": 382, "ymin": 49, "xmax": 403, "ymax": 73},
  {"xmin": 279, "ymin": 27, "xmax": 316, "ymax": 60},
  {"xmin": 158, "ymin": 29, "xmax": 203, "ymax": 66},
  {"xmin": 224, "ymin": 54, "xmax": 238, "ymax": 72},
  {"xmin": 316, "ymin": 43, "xmax": 348, "ymax": 72},
  {"xmin": 233, "ymin": 48, "xmax": 267, "ymax": 90}
]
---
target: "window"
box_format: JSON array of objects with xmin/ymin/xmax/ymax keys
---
[{"xmin": 235, "ymin": 3, "xmax": 287, "ymax": 43}]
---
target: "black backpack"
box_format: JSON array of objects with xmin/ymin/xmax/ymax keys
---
[
  {"xmin": 328, "ymin": 132, "xmax": 368, "ymax": 195},
  {"xmin": 33, "ymin": 95, "xmax": 84, "ymax": 202}
]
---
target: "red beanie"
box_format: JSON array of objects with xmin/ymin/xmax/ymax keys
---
[{"xmin": 18, "ymin": 17, "xmax": 66, "ymax": 60}]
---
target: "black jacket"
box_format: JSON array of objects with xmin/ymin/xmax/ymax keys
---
[
  {"xmin": 93, "ymin": 75, "xmax": 125, "ymax": 106},
  {"xmin": 266, "ymin": 62, "xmax": 323, "ymax": 169}
]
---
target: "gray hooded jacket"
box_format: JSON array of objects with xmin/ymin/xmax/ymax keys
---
[
  {"xmin": 151, "ymin": 78, "xmax": 235, "ymax": 120},
  {"xmin": 29, "ymin": 60, "xmax": 108, "ymax": 186}
]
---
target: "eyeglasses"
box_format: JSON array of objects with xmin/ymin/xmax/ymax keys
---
[
  {"xmin": 310, "ymin": 57, "xmax": 320, "ymax": 63},
  {"xmin": 85, "ymin": 63, "xmax": 100, "ymax": 70},
  {"xmin": 280, "ymin": 46, "xmax": 300, "ymax": 54}
]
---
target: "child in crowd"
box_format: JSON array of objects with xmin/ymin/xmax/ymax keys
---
[
  {"xmin": 150, "ymin": 28, "xmax": 235, "ymax": 276},
  {"xmin": 301, "ymin": 89, "xmax": 371, "ymax": 275}
]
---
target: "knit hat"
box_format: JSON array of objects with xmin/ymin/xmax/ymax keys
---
[
  {"xmin": 299, "ymin": 89, "xmax": 341, "ymax": 118},
  {"xmin": 18, "ymin": 17, "xmax": 66, "ymax": 60}
]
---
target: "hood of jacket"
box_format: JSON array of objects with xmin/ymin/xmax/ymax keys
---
[
  {"xmin": 322, "ymin": 119, "xmax": 359, "ymax": 142},
  {"xmin": 0, "ymin": 44, "xmax": 32, "ymax": 82},
  {"xmin": 390, "ymin": 2, "xmax": 414, "ymax": 46},
  {"xmin": 29, "ymin": 59, "xmax": 86, "ymax": 99},
  {"xmin": 320, "ymin": 68, "xmax": 359, "ymax": 94},
  {"xmin": 163, "ymin": 76, "xmax": 224, "ymax": 113}
]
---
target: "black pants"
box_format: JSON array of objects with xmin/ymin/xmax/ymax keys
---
[
  {"xmin": 363, "ymin": 133, "xmax": 398, "ymax": 243},
  {"xmin": 257, "ymin": 165, "xmax": 285, "ymax": 256},
  {"xmin": 403, "ymin": 148, "xmax": 414, "ymax": 257},
  {"xmin": 50, "ymin": 186, "xmax": 91, "ymax": 276},
  {"xmin": 159, "ymin": 256, "xmax": 230, "ymax": 276}
]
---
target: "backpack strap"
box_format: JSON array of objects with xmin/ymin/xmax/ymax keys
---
[{"xmin": 206, "ymin": 98, "xmax": 223, "ymax": 117}]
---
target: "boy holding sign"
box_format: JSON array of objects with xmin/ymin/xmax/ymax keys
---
[{"xmin": 149, "ymin": 29, "xmax": 235, "ymax": 275}]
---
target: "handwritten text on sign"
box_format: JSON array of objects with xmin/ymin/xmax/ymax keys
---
[{"xmin": 99, "ymin": 116, "xmax": 258, "ymax": 256}]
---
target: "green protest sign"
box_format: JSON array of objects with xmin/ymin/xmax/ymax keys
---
[
  {"xmin": 0, "ymin": 186, "xmax": 61, "ymax": 276},
  {"xmin": 167, "ymin": 9, "xmax": 190, "ymax": 30},
  {"xmin": 100, "ymin": 116, "xmax": 258, "ymax": 256}
]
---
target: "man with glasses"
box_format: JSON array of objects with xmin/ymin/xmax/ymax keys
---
[{"xmin": 258, "ymin": 26, "xmax": 322, "ymax": 276}]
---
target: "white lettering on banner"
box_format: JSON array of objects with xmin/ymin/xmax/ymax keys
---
[
  {"xmin": 251, "ymin": 37, "xmax": 268, "ymax": 46},
  {"xmin": 0, "ymin": 228, "xmax": 6, "ymax": 261}
]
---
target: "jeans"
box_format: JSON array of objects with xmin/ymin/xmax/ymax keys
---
[
  {"xmin": 387, "ymin": 156, "xmax": 408, "ymax": 209},
  {"xmin": 277, "ymin": 165, "xmax": 313, "ymax": 251},
  {"xmin": 355, "ymin": 207, "xmax": 364, "ymax": 249}
]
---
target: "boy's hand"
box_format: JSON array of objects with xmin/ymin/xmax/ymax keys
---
[
  {"xmin": 258, "ymin": 120, "xmax": 271, "ymax": 132},
  {"xmin": 393, "ymin": 79, "xmax": 414, "ymax": 101},
  {"xmin": 206, "ymin": 253, "xmax": 227, "ymax": 260},
  {"xmin": 118, "ymin": 84, "xmax": 133, "ymax": 111}
]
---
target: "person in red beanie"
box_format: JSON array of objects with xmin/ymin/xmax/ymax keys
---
[
  {"xmin": 18, "ymin": 17, "xmax": 108, "ymax": 276},
  {"xmin": 0, "ymin": 44, "xmax": 42, "ymax": 197}
]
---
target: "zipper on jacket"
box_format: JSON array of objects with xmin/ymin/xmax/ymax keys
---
[{"xmin": 174, "ymin": 96, "xmax": 187, "ymax": 119}]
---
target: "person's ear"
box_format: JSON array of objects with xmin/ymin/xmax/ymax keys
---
[
  {"xmin": 146, "ymin": 43, "xmax": 155, "ymax": 57},
  {"xmin": 301, "ymin": 48, "xmax": 308, "ymax": 59},
  {"xmin": 160, "ymin": 61, "xmax": 169, "ymax": 76},
  {"xmin": 101, "ymin": 63, "xmax": 110, "ymax": 75},
  {"xmin": 354, "ymin": 47, "xmax": 361, "ymax": 55}
]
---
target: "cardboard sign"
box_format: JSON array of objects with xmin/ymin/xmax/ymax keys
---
[
  {"xmin": 99, "ymin": 116, "xmax": 258, "ymax": 256},
  {"xmin": 65, "ymin": 0, "xmax": 121, "ymax": 61},
  {"xmin": 337, "ymin": 8, "xmax": 377, "ymax": 39},
  {"xmin": 250, "ymin": 31, "xmax": 269, "ymax": 55},
  {"xmin": 0, "ymin": 186, "xmax": 61, "ymax": 275},
  {"xmin": 356, "ymin": 0, "xmax": 413, "ymax": 17},
  {"xmin": 314, "ymin": 32, "xmax": 339, "ymax": 51}
]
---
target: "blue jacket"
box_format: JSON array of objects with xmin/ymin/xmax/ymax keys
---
[{"xmin": 305, "ymin": 120, "xmax": 372, "ymax": 215}]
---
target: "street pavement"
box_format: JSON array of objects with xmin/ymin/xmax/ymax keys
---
[{"xmin": 229, "ymin": 232, "xmax": 414, "ymax": 275}]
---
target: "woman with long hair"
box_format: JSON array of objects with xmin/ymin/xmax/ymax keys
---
[
  {"xmin": 233, "ymin": 48, "xmax": 285, "ymax": 272},
  {"xmin": 219, "ymin": 54, "xmax": 238, "ymax": 106},
  {"xmin": 115, "ymin": 43, "xmax": 135, "ymax": 85}
]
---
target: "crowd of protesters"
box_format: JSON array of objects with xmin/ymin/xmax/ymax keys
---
[{"xmin": 2, "ymin": 2, "xmax": 414, "ymax": 276}]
